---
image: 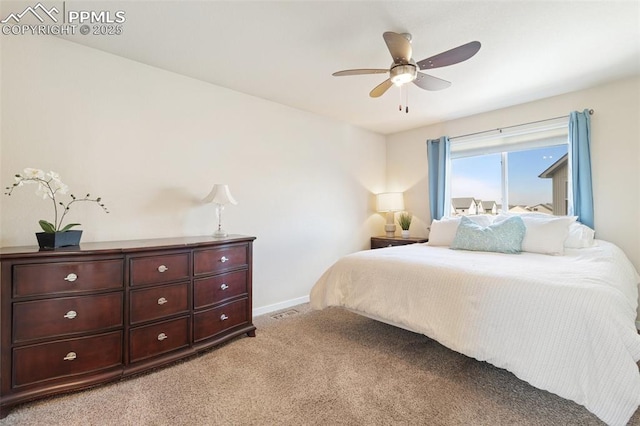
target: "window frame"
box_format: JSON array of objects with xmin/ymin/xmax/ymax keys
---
[{"xmin": 448, "ymin": 118, "xmax": 570, "ymax": 215}]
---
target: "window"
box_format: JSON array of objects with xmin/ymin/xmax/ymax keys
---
[
  {"xmin": 451, "ymin": 153, "xmax": 501, "ymax": 214},
  {"xmin": 449, "ymin": 118, "xmax": 569, "ymax": 216}
]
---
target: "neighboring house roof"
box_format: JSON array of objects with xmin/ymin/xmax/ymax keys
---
[
  {"xmin": 483, "ymin": 200, "xmax": 497, "ymax": 208},
  {"xmin": 509, "ymin": 205, "xmax": 530, "ymax": 213},
  {"xmin": 451, "ymin": 197, "xmax": 477, "ymax": 209},
  {"xmin": 527, "ymin": 203, "xmax": 553, "ymax": 214},
  {"xmin": 539, "ymin": 153, "xmax": 568, "ymax": 178}
]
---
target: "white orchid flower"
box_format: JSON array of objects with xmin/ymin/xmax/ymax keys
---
[
  {"xmin": 23, "ymin": 168, "xmax": 45, "ymax": 179},
  {"xmin": 55, "ymin": 182, "xmax": 69, "ymax": 194},
  {"xmin": 35, "ymin": 183, "xmax": 53, "ymax": 200},
  {"xmin": 49, "ymin": 179, "xmax": 68, "ymax": 194},
  {"xmin": 47, "ymin": 171, "xmax": 62, "ymax": 182}
]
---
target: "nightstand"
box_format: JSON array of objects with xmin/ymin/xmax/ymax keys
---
[{"xmin": 370, "ymin": 236, "xmax": 429, "ymax": 249}]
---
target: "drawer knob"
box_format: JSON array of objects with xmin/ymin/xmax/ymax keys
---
[
  {"xmin": 157, "ymin": 297, "xmax": 168, "ymax": 305},
  {"xmin": 157, "ymin": 333, "xmax": 168, "ymax": 341},
  {"xmin": 63, "ymin": 310, "xmax": 77, "ymax": 320},
  {"xmin": 64, "ymin": 273, "xmax": 78, "ymax": 282},
  {"xmin": 220, "ymin": 256, "xmax": 229, "ymax": 263},
  {"xmin": 220, "ymin": 283, "xmax": 229, "ymax": 290},
  {"xmin": 220, "ymin": 314, "xmax": 229, "ymax": 321},
  {"xmin": 63, "ymin": 352, "xmax": 77, "ymax": 361},
  {"xmin": 157, "ymin": 265, "xmax": 169, "ymax": 273}
]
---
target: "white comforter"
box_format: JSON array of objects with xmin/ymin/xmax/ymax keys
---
[{"xmin": 310, "ymin": 241, "xmax": 640, "ymax": 425}]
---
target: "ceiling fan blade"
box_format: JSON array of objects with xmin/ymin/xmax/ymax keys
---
[
  {"xmin": 332, "ymin": 69, "xmax": 389, "ymax": 77},
  {"xmin": 369, "ymin": 79, "xmax": 393, "ymax": 98},
  {"xmin": 383, "ymin": 32, "xmax": 412, "ymax": 64},
  {"xmin": 413, "ymin": 72, "xmax": 451, "ymax": 91},
  {"xmin": 417, "ymin": 41, "xmax": 481, "ymax": 70}
]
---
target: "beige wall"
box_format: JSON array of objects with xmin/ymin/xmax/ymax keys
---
[{"xmin": 0, "ymin": 36, "xmax": 387, "ymax": 313}]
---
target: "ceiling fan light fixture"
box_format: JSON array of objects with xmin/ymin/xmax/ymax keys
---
[
  {"xmin": 390, "ymin": 63, "xmax": 417, "ymax": 86},
  {"xmin": 331, "ymin": 32, "xmax": 481, "ymax": 103}
]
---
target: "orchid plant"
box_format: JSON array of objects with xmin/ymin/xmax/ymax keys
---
[{"xmin": 4, "ymin": 168, "xmax": 108, "ymax": 233}]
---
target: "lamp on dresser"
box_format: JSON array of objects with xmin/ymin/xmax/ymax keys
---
[
  {"xmin": 376, "ymin": 192, "xmax": 404, "ymax": 237},
  {"xmin": 204, "ymin": 184, "xmax": 237, "ymax": 238}
]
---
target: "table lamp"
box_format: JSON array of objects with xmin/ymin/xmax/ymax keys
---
[
  {"xmin": 376, "ymin": 192, "xmax": 404, "ymax": 237},
  {"xmin": 203, "ymin": 184, "xmax": 237, "ymax": 238}
]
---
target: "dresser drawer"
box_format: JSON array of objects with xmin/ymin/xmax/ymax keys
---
[
  {"xmin": 193, "ymin": 244, "xmax": 247, "ymax": 276},
  {"xmin": 13, "ymin": 293, "xmax": 123, "ymax": 343},
  {"xmin": 13, "ymin": 259, "xmax": 123, "ymax": 297},
  {"xmin": 193, "ymin": 298, "xmax": 248, "ymax": 342},
  {"xmin": 129, "ymin": 316, "xmax": 189, "ymax": 363},
  {"xmin": 130, "ymin": 282, "xmax": 189, "ymax": 325},
  {"xmin": 13, "ymin": 331, "xmax": 123, "ymax": 387},
  {"xmin": 130, "ymin": 253, "xmax": 189, "ymax": 286},
  {"xmin": 193, "ymin": 270, "xmax": 247, "ymax": 309}
]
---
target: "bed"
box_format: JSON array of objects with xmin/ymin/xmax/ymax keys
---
[{"xmin": 310, "ymin": 217, "xmax": 640, "ymax": 426}]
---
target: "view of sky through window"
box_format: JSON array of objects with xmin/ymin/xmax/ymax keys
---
[{"xmin": 451, "ymin": 144, "xmax": 568, "ymax": 209}]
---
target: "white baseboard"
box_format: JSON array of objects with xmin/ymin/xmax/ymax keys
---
[{"xmin": 253, "ymin": 295, "xmax": 310, "ymax": 317}]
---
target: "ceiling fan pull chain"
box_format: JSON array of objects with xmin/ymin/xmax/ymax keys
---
[{"xmin": 405, "ymin": 87, "xmax": 409, "ymax": 113}]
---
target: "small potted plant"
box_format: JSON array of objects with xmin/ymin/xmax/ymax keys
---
[
  {"xmin": 4, "ymin": 168, "xmax": 108, "ymax": 249},
  {"xmin": 397, "ymin": 211, "xmax": 412, "ymax": 238}
]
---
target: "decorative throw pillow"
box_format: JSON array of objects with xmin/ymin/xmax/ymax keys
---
[{"xmin": 450, "ymin": 216, "xmax": 526, "ymax": 254}]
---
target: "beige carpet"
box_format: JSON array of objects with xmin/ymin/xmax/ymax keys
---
[{"xmin": 2, "ymin": 304, "xmax": 638, "ymax": 426}]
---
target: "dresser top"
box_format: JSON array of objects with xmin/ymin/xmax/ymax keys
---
[{"xmin": 0, "ymin": 235, "xmax": 256, "ymax": 259}]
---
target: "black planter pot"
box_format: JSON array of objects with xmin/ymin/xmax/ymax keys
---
[{"xmin": 36, "ymin": 230, "xmax": 83, "ymax": 249}]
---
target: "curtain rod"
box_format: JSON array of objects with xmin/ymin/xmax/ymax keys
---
[{"xmin": 449, "ymin": 109, "xmax": 594, "ymax": 141}]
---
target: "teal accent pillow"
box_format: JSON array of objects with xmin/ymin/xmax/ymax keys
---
[{"xmin": 450, "ymin": 216, "xmax": 526, "ymax": 254}]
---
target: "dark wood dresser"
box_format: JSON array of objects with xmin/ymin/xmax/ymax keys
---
[{"xmin": 0, "ymin": 235, "xmax": 255, "ymax": 417}]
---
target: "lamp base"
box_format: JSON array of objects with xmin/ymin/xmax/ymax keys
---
[
  {"xmin": 213, "ymin": 228, "xmax": 228, "ymax": 238},
  {"xmin": 384, "ymin": 224, "xmax": 396, "ymax": 237}
]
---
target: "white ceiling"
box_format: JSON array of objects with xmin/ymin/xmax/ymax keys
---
[{"xmin": 56, "ymin": 1, "xmax": 640, "ymax": 135}]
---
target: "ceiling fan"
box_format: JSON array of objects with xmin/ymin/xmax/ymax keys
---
[{"xmin": 333, "ymin": 32, "xmax": 481, "ymax": 112}]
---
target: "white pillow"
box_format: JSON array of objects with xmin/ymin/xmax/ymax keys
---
[
  {"xmin": 564, "ymin": 222, "xmax": 595, "ymax": 248},
  {"xmin": 494, "ymin": 213, "xmax": 577, "ymax": 255},
  {"xmin": 427, "ymin": 218, "xmax": 460, "ymax": 246},
  {"xmin": 521, "ymin": 216, "xmax": 576, "ymax": 255},
  {"xmin": 428, "ymin": 215, "xmax": 495, "ymax": 246}
]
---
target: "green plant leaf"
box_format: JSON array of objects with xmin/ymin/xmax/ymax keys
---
[
  {"xmin": 397, "ymin": 212, "xmax": 412, "ymax": 230},
  {"xmin": 59, "ymin": 223, "xmax": 81, "ymax": 232},
  {"xmin": 38, "ymin": 220, "xmax": 57, "ymax": 233}
]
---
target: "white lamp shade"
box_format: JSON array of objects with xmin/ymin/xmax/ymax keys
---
[
  {"xmin": 203, "ymin": 184, "xmax": 237, "ymax": 205},
  {"xmin": 376, "ymin": 192, "xmax": 404, "ymax": 212}
]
